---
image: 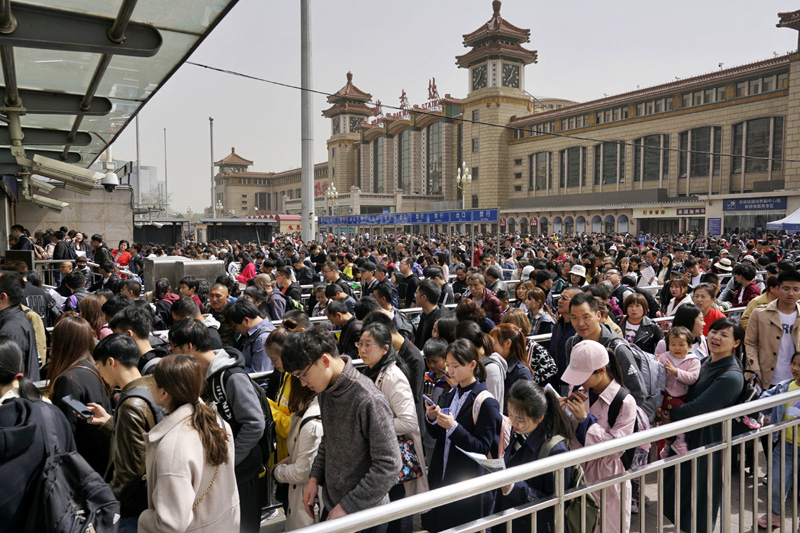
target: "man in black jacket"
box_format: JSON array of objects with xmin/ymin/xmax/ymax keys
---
[
  {"xmin": 415, "ymin": 279, "xmax": 444, "ymax": 348},
  {"xmin": 51, "ymin": 231, "xmax": 75, "ymax": 262},
  {"xmin": 322, "ymin": 260, "xmax": 353, "ymax": 297},
  {"xmin": 326, "ymin": 300, "xmax": 362, "ymax": 357},
  {"xmin": 9, "ymin": 224, "xmax": 32, "ymax": 251},
  {"xmin": 275, "ymin": 266, "xmax": 303, "ymax": 302},
  {"xmin": 292, "ymin": 255, "xmax": 315, "ymax": 285},
  {"xmin": 90, "ymin": 261, "xmax": 121, "ymax": 293},
  {"xmin": 90, "ymin": 234, "xmax": 114, "ymax": 265},
  {"xmin": 0, "ymin": 272, "xmax": 40, "ymax": 379},
  {"xmin": 396, "ymin": 257, "xmax": 419, "ymax": 309}
]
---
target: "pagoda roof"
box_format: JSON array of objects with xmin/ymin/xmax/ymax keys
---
[
  {"xmin": 462, "ymin": 1, "xmax": 532, "ymax": 47},
  {"xmin": 214, "ymin": 147, "xmax": 253, "ymax": 167},
  {"xmin": 322, "ymin": 100, "xmax": 374, "ymax": 118},
  {"xmin": 456, "ymin": 40, "xmax": 538, "ymax": 68},
  {"xmin": 327, "ymin": 72, "xmax": 372, "ymax": 104},
  {"xmin": 778, "ymin": 9, "xmax": 800, "ymax": 29}
]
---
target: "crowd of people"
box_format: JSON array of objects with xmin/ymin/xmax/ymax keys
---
[{"xmin": 1, "ymin": 224, "xmax": 800, "ymax": 532}]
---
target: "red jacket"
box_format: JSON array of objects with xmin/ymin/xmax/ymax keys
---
[{"xmin": 471, "ymin": 287, "xmax": 503, "ymax": 324}]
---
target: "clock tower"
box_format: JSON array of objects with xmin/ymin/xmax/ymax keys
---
[
  {"xmin": 322, "ymin": 72, "xmax": 373, "ymax": 195},
  {"xmin": 456, "ymin": 0, "xmax": 537, "ymax": 210}
]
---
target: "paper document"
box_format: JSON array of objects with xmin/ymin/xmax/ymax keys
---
[
  {"xmin": 456, "ymin": 446, "xmax": 506, "ymax": 472},
  {"xmin": 637, "ymin": 266, "xmax": 656, "ymax": 287}
]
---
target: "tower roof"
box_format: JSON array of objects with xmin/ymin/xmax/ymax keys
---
[
  {"xmin": 215, "ymin": 147, "xmax": 253, "ymax": 167},
  {"xmin": 456, "ymin": 0, "xmax": 537, "ymax": 68},
  {"xmin": 323, "ymin": 72, "xmax": 374, "ymax": 118}
]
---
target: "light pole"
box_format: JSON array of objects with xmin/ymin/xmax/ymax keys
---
[
  {"xmin": 186, "ymin": 206, "xmax": 193, "ymax": 242},
  {"xmin": 456, "ymin": 160, "xmax": 472, "ymax": 211},
  {"xmin": 209, "ymin": 117, "xmax": 215, "ymax": 218},
  {"xmin": 326, "ymin": 184, "xmax": 338, "ymax": 236}
]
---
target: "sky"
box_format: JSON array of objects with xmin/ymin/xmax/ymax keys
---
[{"xmin": 110, "ymin": 0, "xmax": 799, "ymax": 214}]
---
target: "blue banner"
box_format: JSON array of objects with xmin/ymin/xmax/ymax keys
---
[
  {"xmin": 319, "ymin": 208, "xmax": 498, "ymax": 226},
  {"xmin": 723, "ymin": 197, "xmax": 786, "ymax": 211},
  {"xmin": 707, "ymin": 217, "xmax": 721, "ymax": 235}
]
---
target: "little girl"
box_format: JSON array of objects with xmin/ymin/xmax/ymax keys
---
[
  {"xmin": 757, "ymin": 351, "xmax": 800, "ymax": 529},
  {"xmin": 657, "ymin": 327, "xmax": 701, "ymax": 456}
]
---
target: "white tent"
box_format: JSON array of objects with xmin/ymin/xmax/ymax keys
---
[{"xmin": 766, "ymin": 207, "xmax": 800, "ymax": 232}]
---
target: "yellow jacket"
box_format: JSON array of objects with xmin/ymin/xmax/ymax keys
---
[{"xmin": 268, "ymin": 372, "xmax": 292, "ymax": 467}]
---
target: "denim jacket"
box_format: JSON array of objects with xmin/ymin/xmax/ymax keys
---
[{"xmin": 760, "ymin": 378, "xmax": 800, "ymax": 441}]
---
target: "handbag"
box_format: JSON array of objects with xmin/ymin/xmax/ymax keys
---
[{"xmin": 396, "ymin": 435, "xmax": 423, "ymax": 484}]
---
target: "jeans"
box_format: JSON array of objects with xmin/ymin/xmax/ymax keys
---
[
  {"xmin": 771, "ymin": 440, "xmax": 800, "ymax": 513},
  {"xmin": 118, "ymin": 516, "xmax": 139, "ymax": 533}
]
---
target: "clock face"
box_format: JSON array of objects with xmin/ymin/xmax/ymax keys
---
[
  {"xmin": 349, "ymin": 116, "xmax": 363, "ymax": 132},
  {"xmin": 502, "ymin": 64, "xmax": 520, "ymax": 88},
  {"xmin": 333, "ymin": 117, "xmax": 340, "ymax": 134},
  {"xmin": 472, "ymin": 65, "xmax": 487, "ymax": 91}
]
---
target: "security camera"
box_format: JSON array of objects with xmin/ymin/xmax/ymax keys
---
[
  {"xmin": 101, "ymin": 171, "xmax": 119, "ymax": 193},
  {"xmin": 31, "ymin": 194, "xmax": 69, "ymax": 213},
  {"xmin": 30, "ymin": 175, "xmax": 55, "ymax": 194},
  {"xmin": 30, "ymin": 154, "xmax": 103, "ymax": 195},
  {"xmin": 152, "ymin": 222, "xmax": 164, "ymax": 228}
]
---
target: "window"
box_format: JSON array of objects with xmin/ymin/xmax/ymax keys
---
[
  {"xmin": 514, "ymin": 159, "xmax": 522, "ymax": 166},
  {"xmin": 332, "ymin": 148, "xmax": 336, "ymax": 158},
  {"xmin": 732, "ymin": 117, "xmax": 784, "ymax": 174},
  {"xmin": 595, "ymin": 107, "xmax": 627, "ymax": 125},
  {"xmin": 472, "ymin": 138, "xmax": 479, "ymax": 152},
  {"xmin": 531, "ymin": 122, "xmax": 553, "ymax": 136},
  {"xmin": 593, "ymin": 142, "xmax": 625, "ymax": 186},
  {"xmin": 471, "ymin": 195, "xmax": 478, "ymax": 208},
  {"xmin": 679, "ymin": 127, "xmax": 721, "ymax": 178},
  {"xmin": 528, "ymin": 152, "xmax": 549, "ymax": 191},
  {"xmin": 427, "ymin": 122, "xmax": 442, "ymax": 194},
  {"xmin": 514, "ymin": 185, "xmax": 522, "ymax": 192},
  {"xmin": 373, "ymin": 137, "xmax": 384, "ymax": 193},
  {"xmin": 634, "ymin": 134, "xmax": 670, "ymax": 182},
  {"xmin": 559, "ymin": 147, "xmax": 586, "ymax": 188},
  {"xmin": 471, "ymin": 167, "xmax": 479, "ymax": 181},
  {"xmin": 398, "ymin": 129, "xmax": 411, "ymax": 194},
  {"xmin": 733, "ymin": 72, "xmax": 788, "ymax": 98},
  {"xmin": 514, "ymin": 172, "xmax": 522, "ymax": 180},
  {"xmin": 241, "ymin": 194, "xmax": 247, "ymax": 198},
  {"xmin": 681, "ymin": 86, "xmax": 726, "ymax": 108},
  {"xmin": 472, "ymin": 109, "xmax": 479, "ymax": 123}
]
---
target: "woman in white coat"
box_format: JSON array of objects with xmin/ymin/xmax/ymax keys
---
[
  {"xmin": 272, "ymin": 377, "xmax": 324, "ymax": 531},
  {"xmin": 359, "ymin": 321, "xmax": 429, "ymax": 531},
  {"xmin": 139, "ymin": 354, "xmax": 239, "ymax": 533}
]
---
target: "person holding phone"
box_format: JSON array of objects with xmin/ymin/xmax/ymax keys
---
[
  {"xmin": 561, "ymin": 340, "xmax": 636, "ymax": 533},
  {"xmin": 422, "ymin": 339, "xmax": 502, "ymax": 532}
]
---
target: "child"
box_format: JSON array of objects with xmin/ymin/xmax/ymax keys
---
[
  {"xmin": 757, "ymin": 351, "xmax": 800, "ymax": 529},
  {"xmin": 657, "ymin": 327, "xmax": 701, "ymax": 456},
  {"xmin": 423, "ymin": 338, "xmax": 453, "ymax": 405}
]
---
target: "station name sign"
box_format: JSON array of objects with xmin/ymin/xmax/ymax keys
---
[
  {"xmin": 319, "ymin": 209, "xmax": 498, "ymax": 226},
  {"xmin": 723, "ymin": 196, "xmax": 786, "ymax": 211}
]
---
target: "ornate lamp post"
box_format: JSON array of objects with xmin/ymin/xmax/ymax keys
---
[
  {"xmin": 326, "ymin": 183, "xmax": 338, "ymax": 236},
  {"xmin": 456, "ymin": 161, "xmax": 472, "ymax": 211},
  {"xmin": 186, "ymin": 206, "xmax": 193, "ymax": 242}
]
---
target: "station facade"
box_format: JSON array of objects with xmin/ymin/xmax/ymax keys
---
[{"xmin": 218, "ymin": 2, "xmax": 800, "ymax": 237}]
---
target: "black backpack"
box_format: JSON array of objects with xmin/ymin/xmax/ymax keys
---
[
  {"xmin": 606, "ymin": 386, "xmax": 650, "ymax": 470},
  {"xmin": 208, "ymin": 358, "xmax": 275, "ymax": 464},
  {"xmin": 25, "ymin": 404, "xmax": 120, "ymax": 533}
]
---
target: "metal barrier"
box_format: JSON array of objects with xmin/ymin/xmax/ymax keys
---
[
  {"xmin": 294, "ymin": 388, "xmax": 800, "ymax": 533},
  {"xmin": 33, "ymin": 258, "xmax": 102, "ymax": 288}
]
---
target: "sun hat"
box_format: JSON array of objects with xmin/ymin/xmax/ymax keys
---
[
  {"xmin": 569, "ymin": 265, "xmax": 587, "ymax": 278},
  {"xmin": 561, "ymin": 340, "xmax": 609, "ymax": 386},
  {"xmin": 521, "ymin": 265, "xmax": 535, "ymax": 281},
  {"xmin": 716, "ymin": 257, "xmax": 733, "ymax": 271}
]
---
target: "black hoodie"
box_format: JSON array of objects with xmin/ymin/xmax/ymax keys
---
[{"xmin": 0, "ymin": 399, "xmax": 75, "ymax": 531}]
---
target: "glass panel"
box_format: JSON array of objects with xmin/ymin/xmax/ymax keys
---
[
  {"xmin": 732, "ymin": 123, "xmax": 743, "ymax": 174},
  {"xmin": 373, "ymin": 137, "xmax": 384, "ymax": 193},
  {"xmin": 679, "ymin": 132, "xmax": 688, "ymax": 178},
  {"xmin": 399, "ymin": 130, "xmax": 411, "ymax": 194},
  {"xmin": 663, "ymin": 135, "xmax": 670, "ymax": 180},
  {"xmin": 427, "ymin": 123, "xmax": 442, "ymax": 194},
  {"xmin": 602, "ymin": 142, "xmax": 617, "ymax": 185},
  {"xmin": 713, "ymin": 126, "xmax": 722, "ymax": 176},
  {"xmin": 535, "ymin": 152, "xmax": 547, "ymax": 191},
  {"xmin": 690, "ymin": 127, "xmax": 710, "ymax": 177},
  {"xmin": 594, "ymin": 145, "xmax": 601, "ymax": 186},
  {"xmin": 745, "ymin": 118, "xmax": 770, "ymax": 173},
  {"xmin": 643, "ymin": 135, "xmax": 661, "ymax": 182},
  {"xmin": 633, "ymin": 139, "xmax": 641, "ymax": 182},
  {"xmin": 567, "ymin": 148, "xmax": 580, "ymax": 188},
  {"xmin": 773, "ymin": 117, "xmax": 784, "ymax": 171}
]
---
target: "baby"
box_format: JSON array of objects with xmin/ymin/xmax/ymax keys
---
[{"xmin": 657, "ymin": 326, "xmax": 701, "ymax": 455}]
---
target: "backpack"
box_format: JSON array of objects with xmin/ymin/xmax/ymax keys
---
[
  {"xmin": 607, "ymin": 387, "xmax": 651, "ymax": 470},
  {"xmin": 25, "ymin": 404, "xmax": 120, "ymax": 533},
  {"xmin": 472, "ymin": 390, "xmax": 512, "ymax": 459},
  {"xmin": 280, "ymin": 292, "xmax": 305, "ymax": 314},
  {"xmin": 209, "ymin": 362, "xmax": 276, "ymax": 465},
  {"xmin": 608, "ymin": 337, "xmax": 665, "ymax": 423},
  {"xmin": 114, "ymin": 387, "xmax": 166, "ymax": 514},
  {"xmin": 728, "ymin": 363, "xmax": 764, "ymax": 433},
  {"xmin": 538, "ymin": 435, "xmax": 599, "ymax": 533}
]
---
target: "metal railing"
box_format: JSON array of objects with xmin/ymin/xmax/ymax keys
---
[
  {"xmin": 294, "ymin": 388, "xmax": 800, "ymax": 533},
  {"xmin": 33, "ymin": 258, "xmax": 102, "ymax": 287}
]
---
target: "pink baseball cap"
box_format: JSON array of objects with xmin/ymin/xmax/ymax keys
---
[{"xmin": 562, "ymin": 340, "xmax": 609, "ymax": 386}]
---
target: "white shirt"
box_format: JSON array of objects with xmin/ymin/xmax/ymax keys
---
[{"xmin": 774, "ymin": 310, "xmax": 798, "ymax": 384}]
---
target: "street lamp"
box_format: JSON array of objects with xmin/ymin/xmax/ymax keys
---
[
  {"xmin": 326, "ymin": 184, "xmax": 338, "ymax": 216},
  {"xmin": 456, "ymin": 161, "xmax": 472, "ymax": 211},
  {"xmin": 186, "ymin": 206, "xmax": 194, "ymax": 242},
  {"xmin": 216, "ymin": 200, "xmax": 224, "ymax": 217}
]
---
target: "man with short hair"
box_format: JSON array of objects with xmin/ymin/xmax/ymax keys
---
[
  {"xmin": 178, "ymin": 275, "xmax": 203, "ymax": 311},
  {"xmin": 169, "ymin": 318, "xmax": 267, "ymax": 532},
  {"xmin": 62, "ymin": 271, "xmax": 89, "ymax": 312},
  {"xmin": 426, "ymin": 267, "xmax": 454, "ymax": 305},
  {"xmin": 373, "ymin": 282, "xmax": 415, "ymax": 342},
  {"xmin": 87, "ymin": 334, "xmax": 162, "ymax": 530},
  {"xmin": 397, "ymin": 257, "xmax": 419, "ymax": 309},
  {"xmin": 605, "ymin": 268, "xmax": 633, "ymax": 309},
  {"xmin": 467, "ymin": 273, "xmax": 503, "ymax": 324},
  {"xmin": 90, "ymin": 260, "xmax": 120, "ymax": 292},
  {"xmin": 415, "ymin": 279, "xmax": 444, "ymax": 348},
  {"xmin": 0, "ymin": 271, "xmax": 39, "ymax": 379},
  {"xmin": 207, "ymin": 282, "xmax": 237, "ymax": 347},
  {"xmin": 740, "ymin": 275, "xmax": 780, "ymax": 331},
  {"xmin": 254, "ymin": 273, "xmax": 286, "ymax": 320},
  {"xmin": 292, "ymin": 255, "xmax": 315, "ymax": 285},
  {"xmin": 485, "ymin": 265, "xmax": 509, "ymax": 296},
  {"xmin": 170, "ymin": 296, "xmax": 223, "ymax": 349},
  {"xmin": 326, "ymin": 300, "xmax": 362, "ymax": 357},
  {"xmin": 224, "ymin": 299, "xmax": 275, "ymax": 373},
  {"xmin": 285, "ymin": 326, "xmax": 400, "ymax": 528},
  {"xmin": 109, "ymin": 306, "xmax": 168, "ymax": 375},
  {"xmin": 564, "ymin": 291, "xmax": 646, "ymax": 406},
  {"xmin": 55, "ymin": 261, "xmax": 74, "ymax": 298},
  {"xmin": 374, "ymin": 263, "xmax": 399, "ymax": 307},
  {"xmin": 452, "ymin": 264, "xmax": 468, "ymax": 302},
  {"xmin": 325, "ymin": 283, "xmax": 356, "ymax": 314},
  {"xmin": 323, "ymin": 260, "xmax": 353, "ymax": 297},
  {"xmin": 9, "ymin": 224, "xmax": 32, "ymax": 251},
  {"xmin": 547, "ymin": 286, "xmax": 580, "ymax": 394},
  {"xmin": 90, "ymin": 233, "xmax": 114, "ymax": 265},
  {"xmin": 359, "ymin": 261, "xmax": 379, "ymax": 299},
  {"xmin": 276, "ymin": 266, "xmax": 303, "ymax": 302},
  {"xmin": 119, "ymin": 279, "xmax": 141, "ymax": 300},
  {"xmin": 745, "ymin": 269, "xmax": 800, "ymax": 388}
]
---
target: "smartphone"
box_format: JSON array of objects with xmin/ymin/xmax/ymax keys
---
[
  {"xmin": 62, "ymin": 395, "xmax": 93, "ymax": 420},
  {"xmin": 423, "ymin": 394, "xmax": 435, "ymax": 406},
  {"xmin": 544, "ymin": 383, "xmax": 561, "ymax": 398}
]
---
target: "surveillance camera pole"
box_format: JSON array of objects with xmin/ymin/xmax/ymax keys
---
[{"xmin": 209, "ymin": 117, "xmax": 215, "ymax": 218}]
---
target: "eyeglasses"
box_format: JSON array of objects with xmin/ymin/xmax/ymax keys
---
[
  {"xmin": 355, "ymin": 341, "xmax": 379, "ymax": 350},
  {"xmin": 292, "ymin": 360, "xmax": 317, "ymax": 384},
  {"xmin": 507, "ymin": 412, "xmax": 527, "ymax": 423}
]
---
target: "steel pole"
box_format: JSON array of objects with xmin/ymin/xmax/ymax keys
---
[
  {"xmin": 135, "ymin": 115, "xmax": 141, "ymax": 205},
  {"xmin": 300, "ymin": 0, "xmax": 315, "ymax": 242},
  {"xmin": 163, "ymin": 128, "xmax": 168, "ymax": 216},
  {"xmin": 210, "ymin": 117, "xmax": 215, "ymax": 218}
]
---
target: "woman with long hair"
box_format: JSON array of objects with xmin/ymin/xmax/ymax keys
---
[
  {"xmin": 489, "ymin": 323, "xmax": 533, "ymax": 411},
  {"xmin": 455, "ymin": 298, "xmax": 495, "ymax": 333},
  {"xmin": 272, "ymin": 374, "xmax": 323, "ymax": 530},
  {"xmin": 422, "ymin": 339, "xmax": 503, "ymax": 532},
  {"xmin": 513, "ymin": 281, "xmax": 534, "ymax": 311},
  {"xmin": 359, "ymin": 322, "xmax": 428, "ymax": 531},
  {"xmin": 79, "ymin": 293, "xmax": 112, "ymax": 339},
  {"xmin": 665, "ymin": 278, "xmax": 691, "ymax": 316},
  {"xmin": 139, "ymin": 355, "xmax": 239, "ymax": 532},
  {"xmin": 48, "ymin": 315, "xmax": 112, "ymax": 474},
  {"xmin": 662, "ymin": 319, "xmax": 745, "ymax": 533},
  {"xmin": 692, "ymin": 283, "xmax": 726, "ymax": 336},
  {"xmin": 656, "ymin": 254, "xmax": 673, "ymax": 285},
  {"xmin": 432, "ymin": 314, "xmax": 458, "ymax": 343},
  {"xmin": 0, "ymin": 336, "xmax": 47, "ymax": 404},
  {"xmin": 153, "ymin": 278, "xmax": 179, "ymax": 327},
  {"xmin": 496, "ymin": 381, "xmax": 575, "ymax": 533},
  {"xmin": 525, "ymin": 287, "xmax": 555, "ymax": 335},
  {"xmin": 242, "ymin": 285, "xmax": 271, "ymax": 319}
]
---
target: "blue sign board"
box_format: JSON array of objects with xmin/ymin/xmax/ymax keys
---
[
  {"xmin": 707, "ymin": 217, "xmax": 721, "ymax": 235},
  {"xmin": 319, "ymin": 209, "xmax": 498, "ymax": 226},
  {"xmin": 722, "ymin": 197, "xmax": 786, "ymax": 211}
]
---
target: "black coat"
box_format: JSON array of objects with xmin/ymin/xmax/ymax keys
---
[
  {"xmin": 422, "ymin": 381, "xmax": 502, "ymax": 532},
  {"xmin": 281, "ymin": 282, "xmax": 303, "ymax": 303},
  {"xmin": 618, "ymin": 316, "xmax": 664, "ymax": 355},
  {"xmin": 415, "ymin": 305, "xmax": 445, "ymax": 349},
  {"xmin": 338, "ymin": 316, "xmax": 362, "ymax": 357},
  {"xmin": 51, "ymin": 360, "xmax": 113, "ymax": 474},
  {"xmin": 0, "ymin": 305, "xmax": 40, "ymax": 380},
  {"xmin": 0, "ymin": 399, "xmax": 75, "ymax": 532},
  {"xmin": 496, "ymin": 425, "xmax": 571, "ymax": 533}
]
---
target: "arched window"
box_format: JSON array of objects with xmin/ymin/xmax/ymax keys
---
[
  {"xmin": 519, "ymin": 217, "xmax": 528, "ymax": 235},
  {"xmin": 427, "ymin": 122, "xmax": 442, "ymax": 194},
  {"xmin": 507, "ymin": 218, "xmax": 516, "ymax": 233},
  {"xmin": 539, "ymin": 217, "xmax": 548, "ymax": 235},
  {"xmin": 398, "ymin": 129, "xmax": 412, "ymax": 193},
  {"xmin": 591, "ymin": 215, "xmax": 602, "ymax": 233},
  {"xmin": 564, "ymin": 216, "xmax": 574, "ymax": 235},
  {"xmin": 604, "ymin": 215, "xmax": 615, "ymax": 234},
  {"xmin": 576, "ymin": 216, "xmax": 586, "ymax": 234},
  {"xmin": 618, "ymin": 215, "xmax": 629, "ymax": 233},
  {"xmin": 373, "ymin": 137, "xmax": 384, "ymax": 193},
  {"xmin": 553, "ymin": 216, "xmax": 563, "ymax": 234}
]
